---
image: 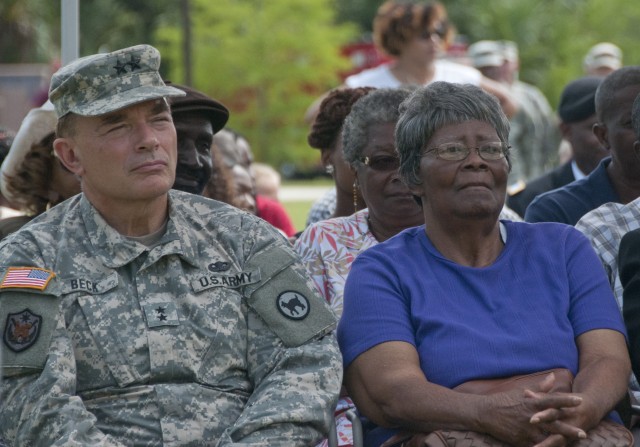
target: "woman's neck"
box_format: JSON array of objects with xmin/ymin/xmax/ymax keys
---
[
  {"xmin": 333, "ymin": 189, "xmax": 365, "ymax": 219},
  {"xmin": 367, "ymin": 210, "xmax": 423, "ymax": 243},
  {"xmin": 390, "ymin": 56, "xmax": 436, "ymax": 86},
  {"xmin": 424, "ymin": 217, "xmax": 504, "ymax": 268}
]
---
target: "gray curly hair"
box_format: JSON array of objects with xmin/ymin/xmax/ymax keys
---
[
  {"xmin": 342, "ymin": 87, "xmax": 413, "ymax": 166},
  {"xmin": 396, "ymin": 82, "xmax": 511, "ymax": 186}
]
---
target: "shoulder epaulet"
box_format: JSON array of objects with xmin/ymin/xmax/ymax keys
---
[{"xmin": 507, "ymin": 180, "xmax": 527, "ymax": 196}]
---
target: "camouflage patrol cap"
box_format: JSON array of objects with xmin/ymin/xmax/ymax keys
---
[{"xmin": 49, "ymin": 44, "xmax": 185, "ymax": 118}]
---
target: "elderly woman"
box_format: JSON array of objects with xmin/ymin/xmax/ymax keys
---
[
  {"xmin": 337, "ymin": 82, "xmax": 631, "ymax": 447},
  {"xmin": 296, "ymin": 88, "xmax": 423, "ymax": 316},
  {"xmin": 296, "ymin": 87, "xmax": 423, "ymax": 447}
]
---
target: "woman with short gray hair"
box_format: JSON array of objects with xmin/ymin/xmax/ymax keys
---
[
  {"xmin": 396, "ymin": 81, "xmax": 511, "ymax": 187},
  {"xmin": 295, "ymin": 88, "xmax": 424, "ymax": 447},
  {"xmin": 296, "ymin": 86, "xmax": 423, "ymax": 318},
  {"xmin": 338, "ymin": 82, "xmax": 630, "ymax": 447}
]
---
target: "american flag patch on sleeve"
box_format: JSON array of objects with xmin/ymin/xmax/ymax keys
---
[{"xmin": 1, "ymin": 267, "xmax": 55, "ymax": 291}]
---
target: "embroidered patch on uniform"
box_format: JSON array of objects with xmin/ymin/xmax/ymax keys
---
[
  {"xmin": 143, "ymin": 302, "xmax": 180, "ymax": 328},
  {"xmin": 63, "ymin": 273, "xmax": 118, "ymax": 295},
  {"xmin": 208, "ymin": 261, "xmax": 231, "ymax": 272},
  {"xmin": 3, "ymin": 308, "xmax": 42, "ymax": 352},
  {"xmin": 276, "ymin": 291, "xmax": 310, "ymax": 321},
  {"xmin": 192, "ymin": 269, "xmax": 261, "ymax": 293},
  {"xmin": 0, "ymin": 267, "xmax": 55, "ymax": 291}
]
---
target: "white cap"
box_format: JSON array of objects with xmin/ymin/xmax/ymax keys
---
[
  {"xmin": 584, "ymin": 42, "xmax": 622, "ymax": 72},
  {"xmin": 467, "ymin": 40, "xmax": 505, "ymax": 68},
  {"xmin": 0, "ymin": 102, "xmax": 57, "ymax": 201}
]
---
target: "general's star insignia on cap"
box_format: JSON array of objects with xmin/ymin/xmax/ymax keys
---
[
  {"xmin": 127, "ymin": 54, "xmax": 141, "ymax": 70},
  {"xmin": 113, "ymin": 60, "xmax": 128, "ymax": 75}
]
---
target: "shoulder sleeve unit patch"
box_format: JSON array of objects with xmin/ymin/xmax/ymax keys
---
[
  {"xmin": 0, "ymin": 267, "xmax": 55, "ymax": 291},
  {"xmin": 243, "ymin": 244, "xmax": 336, "ymax": 347}
]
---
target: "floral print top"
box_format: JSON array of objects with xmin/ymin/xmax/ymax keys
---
[{"xmin": 294, "ymin": 209, "xmax": 375, "ymax": 318}]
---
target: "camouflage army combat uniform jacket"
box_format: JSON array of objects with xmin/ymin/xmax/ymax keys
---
[{"xmin": 0, "ymin": 191, "xmax": 341, "ymax": 446}]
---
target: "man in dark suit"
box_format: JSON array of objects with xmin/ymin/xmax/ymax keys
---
[{"xmin": 507, "ymin": 76, "xmax": 607, "ymax": 217}]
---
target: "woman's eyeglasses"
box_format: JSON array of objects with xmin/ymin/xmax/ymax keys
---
[
  {"xmin": 361, "ymin": 155, "xmax": 400, "ymax": 171},
  {"xmin": 423, "ymin": 143, "xmax": 510, "ymax": 161}
]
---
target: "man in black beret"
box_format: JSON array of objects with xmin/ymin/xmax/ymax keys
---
[
  {"xmin": 507, "ymin": 76, "xmax": 606, "ymax": 217},
  {"xmin": 168, "ymin": 82, "xmax": 229, "ymax": 194}
]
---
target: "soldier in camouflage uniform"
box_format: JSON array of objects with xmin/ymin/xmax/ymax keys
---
[{"xmin": 0, "ymin": 44, "xmax": 341, "ymax": 446}]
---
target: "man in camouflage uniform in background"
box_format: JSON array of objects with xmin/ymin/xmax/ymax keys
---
[{"xmin": 0, "ymin": 44, "xmax": 341, "ymax": 446}]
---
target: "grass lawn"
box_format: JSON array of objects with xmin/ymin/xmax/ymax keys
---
[
  {"xmin": 283, "ymin": 200, "xmax": 314, "ymax": 233},
  {"xmin": 280, "ymin": 178, "xmax": 333, "ymax": 233}
]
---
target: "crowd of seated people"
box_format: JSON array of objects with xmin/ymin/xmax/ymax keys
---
[{"xmin": 2, "ymin": 3, "xmax": 640, "ymax": 446}]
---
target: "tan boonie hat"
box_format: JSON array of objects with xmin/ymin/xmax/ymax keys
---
[{"xmin": 49, "ymin": 44, "xmax": 185, "ymax": 118}]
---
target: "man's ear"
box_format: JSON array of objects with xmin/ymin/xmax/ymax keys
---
[
  {"xmin": 53, "ymin": 137, "xmax": 84, "ymax": 177},
  {"xmin": 592, "ymin": 122, "xmax": 610, "ymax": 150}
]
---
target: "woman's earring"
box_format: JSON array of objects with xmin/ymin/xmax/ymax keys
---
[
  {"xmin": 353, "ymin": 180, "xmax": 359, "ymax": 212},
  {"xmin": 325, "ymin": 164, "xmax": 334, "ymax": 175}
]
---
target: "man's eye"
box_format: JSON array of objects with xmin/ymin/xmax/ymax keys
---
[
  {"xmin": 152, "ymin": 116, "xmax": 172, "ymax": 124},
  {"xmin": 107, "ymin": 124, "xmax": 126, "ymax": 133},
  {"xmin": 197, "ymin": 142, "xmax": 211, "ymax": 153}
]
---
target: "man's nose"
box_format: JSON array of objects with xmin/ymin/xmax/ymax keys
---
[
  {"xmin": 136, "ymin": 123, "xmax": 160, "ymax": 151},
  {"xmin": 179, "ymin": 142, "xmax": 203, "ymax": 167}
]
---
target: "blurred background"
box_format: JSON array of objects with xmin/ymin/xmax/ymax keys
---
[{"xmin": 2, "ymin": 0, "xmax": 639, "ymax": 228}]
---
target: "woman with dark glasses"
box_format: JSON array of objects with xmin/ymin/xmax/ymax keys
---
[
  {"xmin": 344, "ymin": 1, "xmax": 516, "ymax": 119},
  {"xmin": 295, "ymin": 87, "xmax": 423, "ymax": 447}
]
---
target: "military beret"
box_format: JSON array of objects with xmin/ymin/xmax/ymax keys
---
[
  {"xmin": 166, "ymin": 82, "xmax": 229, "ymax": 134},
  {"xmin": 49, "ymin": 44, "xmax": 185, "ymax": 118},
  {"xmin": 558, "ymin": 76, "xmax": 603, "ymax": 123}
]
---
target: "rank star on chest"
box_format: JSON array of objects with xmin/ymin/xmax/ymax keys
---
[
  {"xmin": 155, "ymin": 306, "xmax": 168, "ymax": 321},
  {"xmin": 143, "ymin": 302, "xmax": 180, "ymax": 328}
]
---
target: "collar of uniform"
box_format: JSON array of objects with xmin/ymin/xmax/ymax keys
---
[{"xmin": 80, "ymin": 193, "xmax": 199, "ymax": 269}]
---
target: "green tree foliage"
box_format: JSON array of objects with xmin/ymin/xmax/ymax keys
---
[
  {"xmin": 443, "ymin": 0, "xmax": 640, "ymax": 108},
  {"xmin": 0, "ymin": 0, "xmax": 58, "ymax": 62},
  {"xmin": 156, "ymin": 0, "xmax": 357, "ymax": 168},
  {"xmin": 334, "ymin": 0, "xmax": 640, "ymax": 109},
  {"xmin": 5, "ymin": 0, "xmax": 640, "ymax": 169}
]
